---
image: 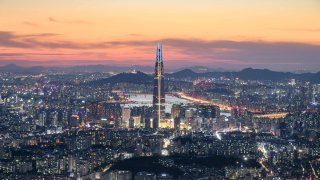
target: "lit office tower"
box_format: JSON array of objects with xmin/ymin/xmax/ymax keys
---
[
  {"xmin": 121, "ymin": 106, "xmax": 131, "ymax": 128},
  {"xmin": 153, "ymin": 43, "xmax": 165, "ymax": 129}
]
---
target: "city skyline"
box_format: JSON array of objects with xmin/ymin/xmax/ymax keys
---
[
  {"xmin": 0, "ymin": 0, "xmax": 320, "ymax": 71},
  {"xmin": 1, "ymin": 1, "xmax": 320, "ymax": 178}
]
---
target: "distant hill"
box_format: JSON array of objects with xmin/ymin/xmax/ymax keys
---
[
  {"xmin": 236, "ymin": 68, "xmax": 290, "ymax": 81},
  {"xmin": 0, "ymin": 64, "xmax": 154, "ymax": 74},
  {"xmin": 0, "ymin": 64, "xmax": 25, "ymax": 73},
  {"xmin": 167, "ymin": 68, "xmax": 320, "ymax": 83},
  {"xmin": 236, "ymin": 68, "xmax": 319, "ymax": 83},
  {"xmin": 88, "ymin": 71, "xmax": 152, "ymax": 85},
  {"xmin": 174, "ymin": 66, "xmax": 229, "ymax": 73},
  {"xmin": 167, "ymin": 69, "xmax": 199, "ymax": 79}
]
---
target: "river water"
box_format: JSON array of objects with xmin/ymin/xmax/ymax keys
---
[{"xmin": 125, "ymin": 93, "xmax": 190, "ymax": 113}]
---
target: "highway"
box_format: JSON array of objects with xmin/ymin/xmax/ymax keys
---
[
  {"xmin": 174, "ymin": 92, "xmax": 232, "ymax": 111},
  {"xmin": 253, "ymin": 112, "xmax": 288, "ymax": 119}
]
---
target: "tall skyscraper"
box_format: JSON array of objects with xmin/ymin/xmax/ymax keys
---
[
  {"xmin": 153, "ymin": 43, "xmax": 165, "ymax": 129},
  {"xmin": 121, "ymin": 106, "xmax": 131, "ymax": 128}
]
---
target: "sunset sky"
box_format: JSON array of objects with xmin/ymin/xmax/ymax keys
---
[{"xmin": 0, "ymin": 0, "xmax": 319, "ymax": 71}]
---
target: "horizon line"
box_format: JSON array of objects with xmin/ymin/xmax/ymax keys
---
[{"xmin": 0, "ymin": 63, "xmax": 319, "ymax": 73}]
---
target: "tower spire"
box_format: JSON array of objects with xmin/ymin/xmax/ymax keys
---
[{"xmin": 156, "ymin": 42, "xmax": 162, "ymax": 63}]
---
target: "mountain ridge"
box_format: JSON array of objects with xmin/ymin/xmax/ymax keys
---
[
  {"xmin": 88, "ymin": 71, "xmax": 153, "ymax": 85},
  {"xmin": 1, "ymin": 64, "xmax": 319, "ymax": 83},
  {"xmin": 167, "ymin": 68, "xmax": 320, "ymax": 83}
]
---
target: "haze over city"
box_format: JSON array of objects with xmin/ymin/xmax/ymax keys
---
[{"xmin": 1, "ymin": 0, "xmax": 320, "ymax": 71}]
